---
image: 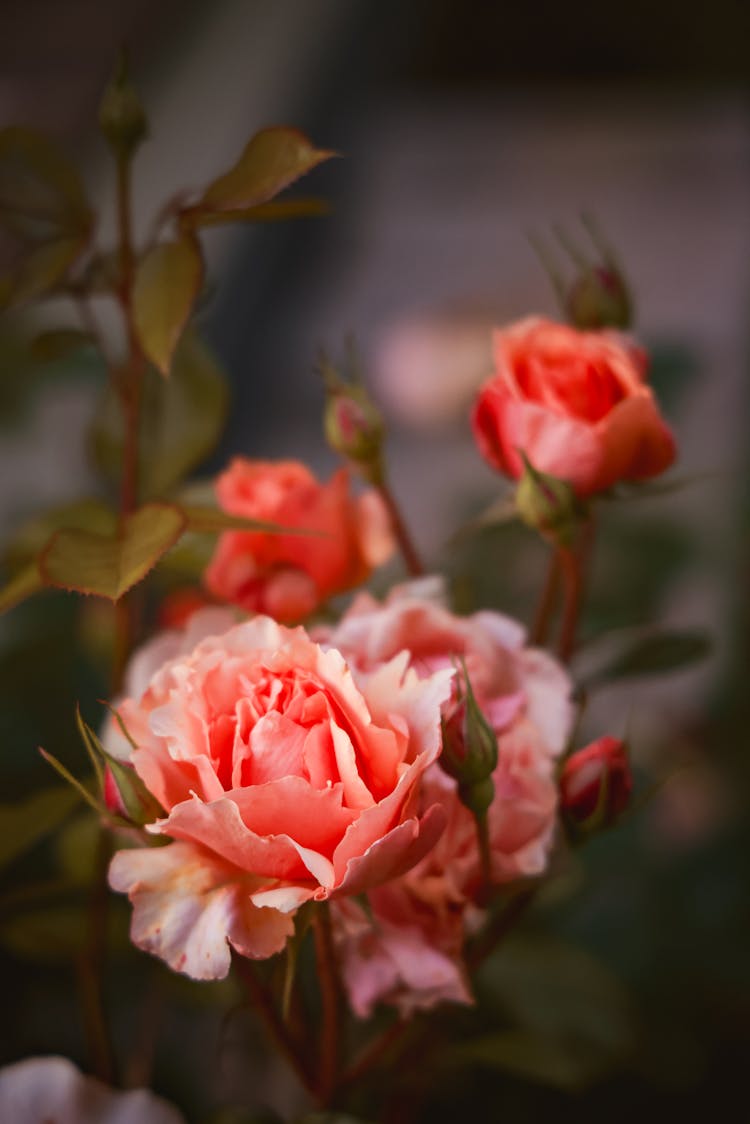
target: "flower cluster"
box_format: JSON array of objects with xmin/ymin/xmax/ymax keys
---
[{"xmin": 102, "ymin": 314, "xmax": 669, "ymax": 1018}]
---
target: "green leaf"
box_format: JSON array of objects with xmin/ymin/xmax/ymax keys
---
[
  {"xmin": 459, "ymin": 935, "xmax": 634, "ymax": 1089},
  {"xmin": 91, "ymin": 332, "xmax": 228, "ymax": 500},
  {"xmin": 0, "ymin": 562, "xmax": 44, "ymax": 615},
  {"xmin": 4, "ymin": 499, "xmax": 116, "ymax": 569},
  {"xmin": 179, "ymin": 505, "xmax": 289, "ymax": 536},
  {"xmin": 39, "ymin": 502, "xmax": 187, "ymax": 601},
  {"xmin": 0, "ymin": 785, "xmax": 79, "ymax": 869},
  {"xmin": 197, "ymin": 128, "xmax": 335, "ymax": 214},
  {"xmin": 182, "ymin": 196, "xmax": 329, "ymax": 228},
  {"xmin": 133, "ymin": 236, "xmax": 204, "ymax": 375},
  {"xmin": 0, "ymin": 905, "xmax": 89, "ymax": 961},
  {"xmin": 30, "ymin": 327, "xmax": 95, "ymax": 362},
  {"xmin": 0, "ymin": 127, "xmax": 91, "ymax": 235},
  {"xmin": 578, "ymin": 629, "xmax": 711, "ymax": 692},
  {"xmin": 10, "ymin": 234, "xmax": 88, "ymax": 305}
]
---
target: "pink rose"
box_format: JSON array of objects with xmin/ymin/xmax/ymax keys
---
[
  {"xmin": 0, "ymin": 1056, "xmax": 184, "ymax": 1123},
  {"xmin": 204, "ymin": 459, "xmax": 394, "ymax": 621},
  {"xmin": 108, "ymin": 614, "xmax": 452, "ymax": 979},
  {"xmin": 322, "ymin": 582, "xmax": 573, "ymax": 1014},
  {"xmin": 472, "ymin": 317, "xmax": 676, "ymax": 497}
]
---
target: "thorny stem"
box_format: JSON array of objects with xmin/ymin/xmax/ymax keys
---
[
  {"xmin": 313, "ymin": 903, "xmax": 342, "ymax": 1105},
  {"xmin": 233, "ymin": 954, "xmax": 318, "ymax": 1101},
  {"xmin": 530, "ymin": 548, "xmax": 561, "ymax": 647},
  {"xmin": 375, "ymin": 475, "xmax": 424, "ymax": 577}
]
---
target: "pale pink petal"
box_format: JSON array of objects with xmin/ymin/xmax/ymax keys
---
[
  {"xmin": 518, "ymin": 648, "xmax": 574, "ymax": 757},
  {"xmin": 109, "ymin": 842, "xmax": 292, "ymax": 979},
  {"xmin": 0, "ymin": 1056, "xmax": 186, "ymax": 1124}
]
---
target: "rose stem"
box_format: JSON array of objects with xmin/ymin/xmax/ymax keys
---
[
  {"xmin": 556, "ymin": 545, "xmax": 583, "ymax": 663},
  {"xmin": 475, "ymin": 813, "xmax": 493, "ymax": 902},
  {"xmin": 530, "ymin": 548, "xmax": 561, "ymax": 646},
  {"xmin": 465, "ymin": 884, "xmax": 538, "ymax": 970},
  {"xmin": 313, "ymin": 903, "xmax": 343, "ymax": 1105},
  {"xmin": 233, "ymin": 953, "xmax": 318, "ymax": 1101},
  {"xmin": 556, "ymin": 516, "xmax": 596, "ymax": 664},
  {"xmin": 338, "ymin": 1017, "xmax": 411, "ymax": 1093},
  {"xmin": 374, "ymin": 476, "xmax": 424, "ymax": 577},
  {"xmin": 77, "ymin": 827, "xmax": 115, "ymax": 1083}
]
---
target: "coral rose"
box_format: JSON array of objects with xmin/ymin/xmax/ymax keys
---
[
  {"xmin": 472, "ymin": 317, "xmax": 676, "ymax": 496},
  {"xmin": 204, "ymin": 459, "xmax": 394, "ymax": 621},
  {"xmin": 323, "ymin": 580, "xmax": 573, "ymax": 1014},
  {"xmin": 108, "ymin": 613, "xmax": 452, "ymax": 979}
]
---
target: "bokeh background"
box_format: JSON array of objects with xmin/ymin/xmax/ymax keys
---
[{"xmin": 1, "ymin": 2, "xmax": 749, "ymax": 1121}]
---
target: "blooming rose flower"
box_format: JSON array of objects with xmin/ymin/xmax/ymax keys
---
[
  {"xmin": 204, "ymin": 459, "xmax": 394, "ymax": 622},
  {"xmin": 108, "ymin": 614, "xmax": 452, "ymax": 979},
  {"xmin": 0, "ymin": 1056, "xmax": 185, "ymax": 1123},
  {"xmin": 322, "ymin": 581, "xmax": 573, "ymax": 1014},
  {"xmin": 472, "ymin": 317, "xmax": 676, "ymax": 497}
]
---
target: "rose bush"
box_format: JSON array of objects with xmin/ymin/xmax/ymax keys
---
[
  {"xmin": 204, "ymin": 458, "xmax": 394, "ymax": 621},
  {"xmin": 471, "ymin": 316, "xmax": 676, "ymax": 496},
  {"xmin": 107, "ymin": 612, "xmax": 452, "ymax": 979},
  {"xmin": 321, "ymin": 581, "xmax": 573, "ymax": 1014}
]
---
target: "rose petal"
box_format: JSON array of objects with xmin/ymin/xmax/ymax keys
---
[{"xmin": 109, "ymin": 842, "xmax": 293, "ymax": 979}]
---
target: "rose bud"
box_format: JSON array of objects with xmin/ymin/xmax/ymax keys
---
[
  {"xmin": 560, "ymin": 736, "xmax": 632, "ymax": 831},
  {"xmin": 567, "ymin": 264, "xmax": 632, "ymax": 331},
  {"xmin": 515, "ymin": 452, "xmax": 582, "ymax": 545},
  {"xmin": 321, "ymin": 347, "xmax": 386, "ymax": 485},
  {"xmin": 324, "ymin": 388, "xmax": 385, "ymax": 478},
  {"xmin": 98, "ymin": 53, "xmax": 148, "ymax": 158},
  {"xmin": 440, "ymin": 668, "xmax": 498, "ymax": 818}
]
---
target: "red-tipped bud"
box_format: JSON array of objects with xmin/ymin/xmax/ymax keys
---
[
  {"xmin": 560, "ymin": 736, "xmax": 632, "ymax": 831},
  {"xmin": 566, "ymin": 265, "xmax": 632, "ymax": 330},
  {"xmin": 324, "ymin": 387, "xmax": 384, "ymax": 477}
]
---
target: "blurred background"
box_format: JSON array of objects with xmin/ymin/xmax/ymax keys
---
[{"xmin": 0, "ymin": 1, "xmax": 749, "ymax": 1121}]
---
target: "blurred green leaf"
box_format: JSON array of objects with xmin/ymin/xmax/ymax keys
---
[
  {"xmin": 133, "ymin": 236, "xmax": 204, "ymax": 376},
  {"xmin": 5, "ymin": 499, "xmax": 116, "ymax": 568},
  {"xmin": 194, "ymin": 128, "xmax": 335, "ymax": 214},
  {"xmin": 183, "ymin": 197, "xmax": 329, "ymax": 228},
  {"xmin": 9, "ymin": 235, "xmax": 88, "ymax": 305},
  {"xmin": 180, "ymin": 505, "xmax": 290, "ymax": 536},
  {"xmin": 0, "ymin": 127, "xmax": 91, "ymax": 235},
  {"xmin": 578, "ymin": 629, "xmax": 711, "ymax": 692},
  {"xmin": 39, "ymin": 502, "xmax": 186, "ymax": 601},
  {"xmin": 91, "ymin": 333, "xmax": 228, "ymax": 500},
  {"xmin": 30, "ymin": 327, "xmax": 95, "ymax": 362},
  {"xmin": 0, "ymin": 904, "xmax": 88, "ymax": 961},
  {"xmin": 0, "ymin": 785, "xmax": 79, "ymax": 869},
  {"xmin": 0, "ymin": 563, "xmax": 44, "ymax": 616},
  {"xmin": 56, "ymin": 812, "xmax": 100, "ymax": 885},
  {"xmin": 453, "ymin": 935, "xmax": 634, "ymax": 1089}
]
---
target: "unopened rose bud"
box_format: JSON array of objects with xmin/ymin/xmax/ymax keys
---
[
  {"xmin": 102, "ymin": 754, "xmax": 163, "ymax": 826},
  {"xmin": 440, "ymin": 669, "xmax": 498, "ymax": 818},
  {"xmin": 515, "ymin": 453, "xmax": 581, "ymax": 545},
  {"xmin": 324, "ymin": 388, "xmax": 384, "ymax": 475},
  {"xmin": 560, "ymin": 736, "xmax": 632, "ymax": 831},
  {"xmin": 567, "ymin": 265, "xmax": 632, "ymax": 330},
  {"xmin": 98, "ymin": 54, "xmax": 148, "ymax": 158}
]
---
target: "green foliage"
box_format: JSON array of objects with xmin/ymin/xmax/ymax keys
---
[
  {"xmin": 0, "ymin": 785, "xmax": 79, "ymax": 869},
  {"xmin": 133, "ymin": 236, "xmax": 204, "ymax": 376},
  {"xmin": 39, "ymin": 502, "xmax": 187, "ymax": 601},
  {"xmin": 449, "ymin": 936, "xmax": 634, "ymax": 1090},
  {"xmin": 91, "ymin": 332, "xmax": 228, "ymax": 500},
  {"xmin": 187, "ymin": 127, "xmax": 335, "ymax": 217},
  {"xmin": 578, "ymin": 628, "xmax": 711, "ymax": 693},
  {"xmin": 0, "ymin": 127, "xmax": 93, "ymax": 305}
]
